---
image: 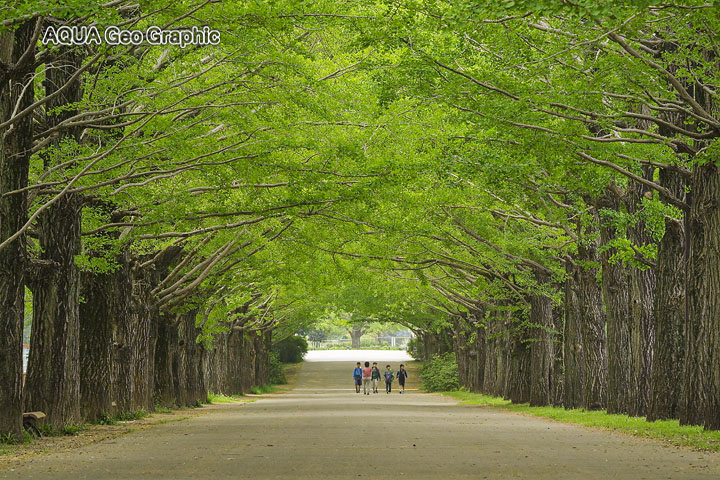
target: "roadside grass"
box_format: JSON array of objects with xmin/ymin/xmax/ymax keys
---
[
  {"xmin": 207, "ymin": 392, "xmax": 246, "ymax": 403},
  {"xmin": 0, "ymin": 431, "xmax": 33, "ymax": 446},
  {"xmin": 250, "ymin": 384, "xmax": 279, "ymax": 395},
  {"xmin": 442, "ymin": 390, "xmax": 720, "ymax": 452},
  {"xmin": 38, "ymin": 423, "xmax": 87, "ymax": 437}
]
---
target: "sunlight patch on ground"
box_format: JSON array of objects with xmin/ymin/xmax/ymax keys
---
[{"xmin": 304, "ymin": 349, "xmax": 413, "ymax": 362}]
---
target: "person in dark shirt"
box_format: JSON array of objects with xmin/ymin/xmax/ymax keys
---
[
  {"xmin": 396, "ymin": 364, "xmax": 408, "ymax": 394},
  {"xmin": 384, "ymin": 365, "xmax": 394, "ymax": 394},
  {"xmin": 371, "ymin": 362, "xmax": 381, "ymax": 394}
]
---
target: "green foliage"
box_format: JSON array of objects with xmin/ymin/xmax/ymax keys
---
[
  {"xmin": 96, "ymin": 413, "xmax": 115, "ymax": 425},
  {"xmin": 269, "ymin": 352, "xmax": 288, "ymax": 385},
  {"xmin": 273, "ymin": 336, "xmax": 308, "ymax": 363},
  {"xmin": 407, "ymin": 338, "xmax": 424, "ymax": 360},
  {"xmin": 420, "ymin": 353, "xmax": 460, "ymax": 392}
]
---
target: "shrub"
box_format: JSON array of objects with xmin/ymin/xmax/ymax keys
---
[
  {"xmin": 273, "ymin": 335, "xmax": 308, "ymax": 363},
  {"xmin": 269, "ymin": 352, "xmax": 287, "ymax": 384},
  {"xmin": 407, "ymin": 338, "xmax": 424, "ymax": 360},
  {"xmin": 421, "ymin": 352, "xmax": 460, "ymax": 392}
]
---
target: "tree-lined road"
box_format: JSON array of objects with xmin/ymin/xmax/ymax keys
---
[{"xmin": 2, "ymin": 351, "xmax": 719, "ymax": 479}]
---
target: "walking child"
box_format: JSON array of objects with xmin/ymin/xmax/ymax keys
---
[
  {"xmin": 371, "ymin": 362, "xmax": 381, "ymax": 394},
  {"xmin": 384, "ymin": 365, "xmax": 394, "ymax": 393},
  {"xmin": 397, "ymin": 363, "xmax": 408, "ymax": 394},
  {"xmin": 353, "ymin": 362, "xmax": 362, "ymax": 393},
  {"xmin": 362, "ymin": 361, "xmax": 372, "ymax": 395}
]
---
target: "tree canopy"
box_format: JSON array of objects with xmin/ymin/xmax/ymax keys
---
[{"xmin": 2, "ymin": 0, "xmax": 720, "ymax": 436}]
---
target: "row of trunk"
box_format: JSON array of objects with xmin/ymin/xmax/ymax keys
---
[
  {"xmin": 446, "ymin": 168, "xmax": 720, "ymax": 430},
  {"xmin": 22, "ymin": 252, "xmax": 272, "ymax": 428}
]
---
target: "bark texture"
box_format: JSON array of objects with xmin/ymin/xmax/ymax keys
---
[
  {"xmin": 576, "ymin": 214, "xmax": 608, "ymax": 410},
  {"xmin": 685, "ymin": 163, "xmax": 720, "ymax": 429},
  {"xmin": 0, "ymin": 21, "xmax": 35, "ymax": 438},
  {"xmin": 529, "ymin": 272, "xmax": 553, "ymax": 407},
  {"xmin": 648, "ymin": 168, "xmax": 686, "ymax": 421},
  {"xmin": 24, "ymin": 47, "xmax": 84, "ymax": 429},
  {"xmin": 626, "ymin": 173, "xmax": 657, "ymax": 418},
  {"xmin": 563, "ymin": 259, "xmax": 584, "ymax": 410},
  {"xmin": 598, "ymin": 192, "xmax": 632, "ymax": 414}
]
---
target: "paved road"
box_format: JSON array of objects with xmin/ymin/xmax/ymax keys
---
[{"xmin": 3, "ymin": 350, "xmax": 720, "ymax": 479}]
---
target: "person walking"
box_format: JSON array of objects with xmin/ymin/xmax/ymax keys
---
[
  {"xmin": 384, "ymin": 365, "xmax": 394, "ymax": 394},
  {"xmin": 371, "ymin": 362, "xmax": 381, "ymax": 394},
  {"xmin": 353, "ymin": 362, "xmax": 363, "ymax": 393},
  {"xmin": 362, "ymin": 361, "xmax": 372, "ymax": 395},
  {"xmin": 397, "ymin": 364, "xmax": 408, "ymax": 394}
]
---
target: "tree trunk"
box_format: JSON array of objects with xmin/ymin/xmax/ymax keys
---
[
  {"xmin": 349, "ymin": 325, "xmax": 364, "ymax": 349},
  {"xmin": 648, "ymin": 168, "xmax": 686, "ymax": 421},
  {"xmin": 576, "ymin": 223, "xmax": 608, "ymax": 410},
  {"xmin": 24, "ymin": 46, "xmax": 84, "ymax": 429},
  {"xmin": 225, "ymin": 328, "xmax": 244, "ymax": 395},
  {"xmin": 0, "ymin": 21, "xmax": 35, "ymax": 438},
  {"xmin": 551, "ymin": 306, "xmax": 564, "ymax": 406},
  {"xmin": 255, "ymin": 330, "xmax": 272, "ymax": 386},
  {"xmin": 241, "ymin": 332, "xmax": 257, "ymax": 392},
  {"xmin": 180, "ymin": 310, "xmax": 205, "ymax": 406},
  {"xmin": 153, "ymin": 316, "xmax": 176, "ymax": 408},
  {"xmin": 452, "ymin": 315, "xmax": 470, "ymax": 389},
  {"xmin": 130, "ymin": 277, "xmax": 155, "ymax": 412},
  {"xmin": 79, "ymin": 269, "xmax": 121, "ymax": 421},
  {"xmin": 507, "ymin": 319, "xmax": 531, "ymax": 404},
  {"xmin": 529, "ymin": 271, "xmax": 553, "ymax": 407},
  {"xmin": 467, "ymin": 308, "xmax": 485, "ymax": 393},
  {"xmin": 563, "ymin": 259, "xmax": 584, "ymax": 409},
  {"xmin": 598, "ymin": 192, "xmax": 632, "ymax": 414},
  {"xmin": 626, "ymin": 172, "xmax": 657, "ymax": 417},
  {"xmin": 482, "ymin": 315, "xmax": 499, "ymax": 396},
  {"xmin": 24, "ymin": 193, "xmax": 83, "ymax": 428},
  {"xmin": 685, "ymin": 163, "xmax": 720, "ymax": 429}
]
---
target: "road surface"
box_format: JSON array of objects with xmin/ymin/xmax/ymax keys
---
[{"xmin": 3, "ymin": 350, "xmax": 719, "ymax": 479}]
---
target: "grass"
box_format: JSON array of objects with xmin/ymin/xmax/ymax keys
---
[
  {"xmin": 95, "ymin": 410, "xmax": 151, "ymax": 426},
  {"xmin": 0, "ymin": 431, "xmax": 33, "ymax": 446},
  {"xmin": 36, "ymin": 423, "xmax": 87, "ymax": 437},
  {"xmin": 250, "ymin": 384, "xmax": 279, "ymax": 395},
  {"xmin": 442, "ymin": 390, "xmax": 720, "ymax": 452},
  {"xmin": 207, "ymin": 392, "xmax": 245, "ymax": 404}
]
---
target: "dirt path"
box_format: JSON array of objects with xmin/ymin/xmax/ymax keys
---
[{"xmin": 2, "ymin": 351, "xmax": 719, "ymax": 479}]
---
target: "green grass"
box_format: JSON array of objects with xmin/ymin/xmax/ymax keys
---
[
  {"xmin": 250, "ymin": 384, "xmax": 279, "ymax": 395},
  {"xmin": 442, "ymin": 390, "xmax": 720, "ymax": 452},
  {"xmin": 114, "ymin": 410, "xmax": 150, "ymax": 422},
  {"xmin": 207, "ymin": 392, "xmax": 245, "ymax": 403},
  {"xmin": 36, "ymin": 423, "xmax": 87, "ymax": 437}
]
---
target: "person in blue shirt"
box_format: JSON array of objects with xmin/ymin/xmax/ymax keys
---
[{"xmin": 353, "ymin": 362, "xmax": 363, "ymax": 393}]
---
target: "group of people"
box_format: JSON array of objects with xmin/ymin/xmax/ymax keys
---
[{"xmin": 352, "ymin": 361, "xmax": 408, "ymax": 395}]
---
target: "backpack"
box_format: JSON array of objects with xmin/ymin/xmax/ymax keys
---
[{"xmin": 385, "ymin": 370, "xmax": 394, "ymax": 382}]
